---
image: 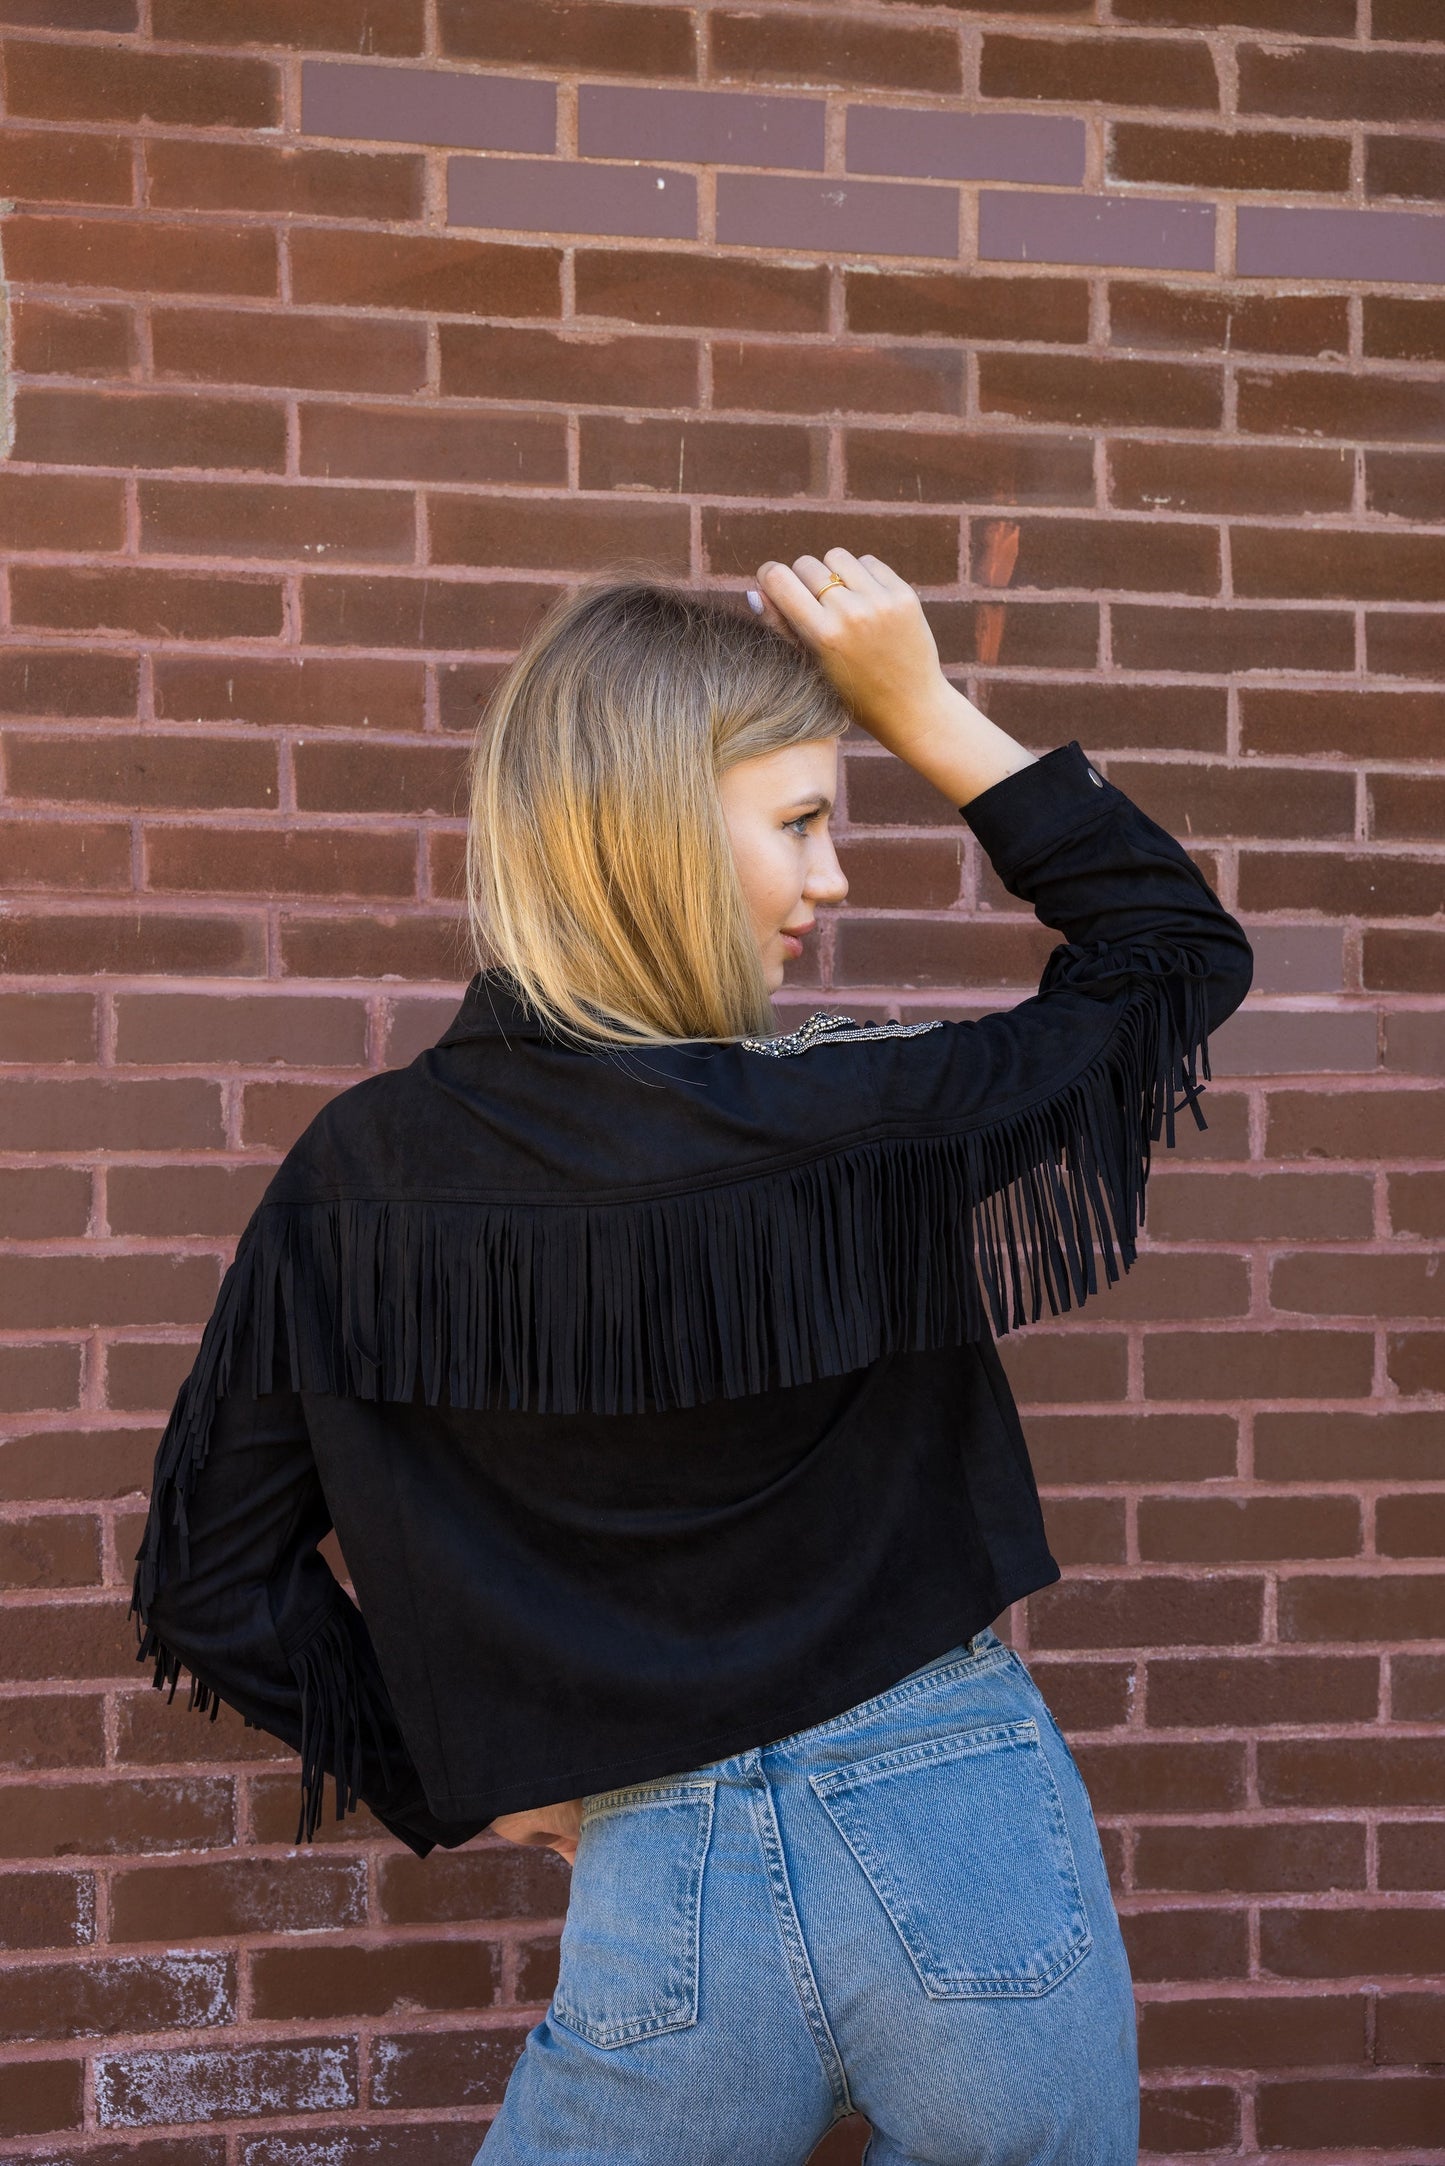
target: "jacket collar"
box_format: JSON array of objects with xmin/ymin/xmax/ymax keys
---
[{"xmin": 437, "ymin": 969, "xmax": 549, "ymax": 1046}]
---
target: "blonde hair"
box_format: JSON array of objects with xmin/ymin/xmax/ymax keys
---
[{"xmin": 464, "ymin": 573, "xmax": 850, "ymax": 1048}]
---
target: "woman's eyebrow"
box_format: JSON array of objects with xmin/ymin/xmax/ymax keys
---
[{"xmin": 783, "ymin": 794, "xmax": 834, "ymax": 816}]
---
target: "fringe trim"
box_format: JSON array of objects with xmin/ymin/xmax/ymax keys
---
[{"xmin": 131, "ymin": 945, "xmax": 1211, "ymax": 1624}]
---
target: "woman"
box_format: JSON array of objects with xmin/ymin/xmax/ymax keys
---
[{"xmin": 133, "ymin": 549, "xmax": 1252, "ymax": 2164}]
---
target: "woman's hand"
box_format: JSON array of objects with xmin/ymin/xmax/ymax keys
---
[
  {"xmin": 488, "ymin": 1797, "xmax": 585, "ymax": 1865},
  {"xmin": 750, "ymin": 548, "xmax": 956, "ymax": 766},
  {"xmin": 750, "ymin": 548, "xmax": 1036, "ymax": 808}
]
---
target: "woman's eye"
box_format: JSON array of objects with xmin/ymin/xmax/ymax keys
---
[{"xmin": 785, "ymin": 814, "xmax": 814, "ymax": 836}]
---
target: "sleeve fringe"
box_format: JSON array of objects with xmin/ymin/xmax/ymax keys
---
[{"xmin": 132, "ymin": 945, "xmax": 1212, "ymax": 1614}]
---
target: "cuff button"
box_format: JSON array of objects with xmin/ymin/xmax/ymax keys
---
[{"xmin": 1086, "ymin": 766, "xmax": 1104, "ymax": 786}]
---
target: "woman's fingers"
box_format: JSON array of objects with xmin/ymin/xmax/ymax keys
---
[{"xmin": 755, "ymin": 558, "xmax": 838, "ymax": 645}]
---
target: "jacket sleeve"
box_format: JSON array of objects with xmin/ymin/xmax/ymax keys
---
[{"xmin": 131, "ymin": 1344, "xmax": 487, "ymax": 1857}]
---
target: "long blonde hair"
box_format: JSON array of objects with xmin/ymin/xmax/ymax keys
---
[{"xmin": 464, "ymin": 573, "xmax": 850, "ymax": 1047}]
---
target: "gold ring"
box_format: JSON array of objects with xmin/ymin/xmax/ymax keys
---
[{"xmin": 817, "ymin": 571, "xmax": 846, "ymax": 595}]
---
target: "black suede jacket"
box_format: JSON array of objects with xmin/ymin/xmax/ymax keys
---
[{"xmin": 131, "ymin": 744, "xmax": 1253, "ymax": 1857}]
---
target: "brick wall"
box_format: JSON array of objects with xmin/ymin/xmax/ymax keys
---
[{"xmin": 1, "ymin": 1, "xmax": 1442, "ymax": 2158}]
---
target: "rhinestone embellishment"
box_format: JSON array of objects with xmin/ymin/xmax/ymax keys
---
[{"xmin": 741, "ymin": 1011, "xmax": 944, "ymax": 1056}]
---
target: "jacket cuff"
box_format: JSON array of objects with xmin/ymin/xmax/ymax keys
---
[{"xmin": 962, "ymin": 742, "xmax": 1122, "ymax": 884}]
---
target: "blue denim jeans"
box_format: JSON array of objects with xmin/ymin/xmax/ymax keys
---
[{"xmin": 476, "ymin": 1633, "xmax": 1138, "ymax": 2165}]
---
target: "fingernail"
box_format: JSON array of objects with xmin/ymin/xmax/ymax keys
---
[{"xmin": 745, "ymin": 588, "xmax": 764, "ymax": 614}]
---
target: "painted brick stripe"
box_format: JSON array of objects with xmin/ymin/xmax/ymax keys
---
[
  {"xmin": 846, "ymin": 107, "xmax": 1086, "ymax": 186},
  {"xmin": 301, "ymin": 59, "xmax": 556, "ymax": 154},
  {"xmin": 980, "ymin": 191, "xmax": 1216, "ymax": 273},
  {"xmin": 1239, "ymin": 204, "xmax": 1445, "ymax": 284},
  {"xmin": 448, "ymin": 157, "xmax": 696, "ymax": 242},
  {"xmin": 577, "ymin": 83, "xmax": 826, "ymax": 171},
  {"xmin": 716, "ymin": 173, "xmax": 959, "ymax": 260}
]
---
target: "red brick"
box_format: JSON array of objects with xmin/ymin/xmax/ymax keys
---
[
  {"xmin": 1147, "ymin": 1653, "xmax": 1379, "ymax": 1728},
  {"xmin": 5, "ymin": 732, "xmax": 277, "ymax": 811},
  {"xmin": 713, "ymin": 8, "xmax": 958, "ymax": 94},
  {"xmin": 368, "ymin": 2023, "xmax": 533, "ymax": 2110},
  {"xmin": 441, "ymin": 0, "xmax": 694, "ymax": 73},
  {"xmin": 0, "ymin": 647, "xmax": 137, "ymax": 718},
  {"xmin": 5, "ymin": 215, "xmax": 276, "ymax": 300},
  {"xmin": 0, "ymin": 2057, "xmax": 82, "ymax": 2139},
  {"xmin": 833, "ymin": 837, "xmax": 962, "ymax": 911},
  {"xmin": 575, "ymin": 248, "xmax": 828, "ymax": 332},
  {"xmin": 1239, "ymin": 367, "xmax": 1445, "ymax": 445},
  {"xmin": 1110, "ymin": 281, "xmax": 1348, "ymax": 358},
  {"xmin": 153, "ymin": 0, "xmax": 424, "ymax": 52},
  {"xmin": 996, "ymin": 1333, "xmax": 1130, "ymax": 1404},
  {"xmin": 1138, "ymin": 2085, "xmax": 1241, "ymax": 2154},
  {"xmin": 104, "ymin": 1342, "xmax": 204, "ymax": 1412},
  {"xmin": 517, "ymin": 1934, "xmax": 562, "ymax": 2005},
  {"xmin": 303, "ymin": 405, "xmax": 565, "ymax": 486},
  {"xmin": 1385, "ymin": 1012, "xmax": 1445, "ymax": 1076},
  {"xmin": 1038, "ymin": 1497, "xmax": 1128, "ymax": 1568},
  {"xmin": 834, "ymin": 915, "xmax": 1055, "ymax": 991},
  {"xmin": 0, "ymin": 1515, "xmax": 101, "ymax": 1591},
  {"xmin": 1259, "ymin": 2075, "xmax": 1445, "ymax": 2148},
  {"xmin": 146, "ymin": 825, "xmax": 417, "ymax": 899},
  {"xmin": 300, "ymin": 575, "xmax": 549, "ymax": 652},
  {"xmin": 1027, "ymin": 1413, "xmax": 1239, "ymax": 1485},
  {"xmin": 1145, "ymin": 1328, "xmax": 1374, "ymax": 1400},
  {"xmin": 240, "ymin": 1080, "xmax": 345, "ymax": 1148},
  {"xmin": 1136, "ymin": 1821, "xmax": 1365, "ymax": 1898},
  {"xmin": 377, "ymin": 1842, "xmax": 570, "ymax": 1925},
  {"xmin": 1364, "ymin": 927, "xmax": 1445, "ymax": 995},
  {"xmin": 0, "ymin": 1076, "xmax": 221, "ymax": 1151},
  {"xmin": 847, "ymin": 268, "xmax": 1089, "ymax": 344},
  {"xmin": 3, "ymin": 41, "xmax": 278, "ymax": 128},
  {"xmin": 1109, "ymin": 120, "xmax": 1349, "ymax": 193},
  {"xmin": 1265, "ymin": 1737, "xmax": 1445, "ymax": 1808},
  {"xmin": 1240, "ymin": 849, "xmax": 1445, "ymax": 917},
  {"xmin": 1139, "ymin": 1494, "xmax": 1361, "ymax": 1563},
  {"xmin": 981, "ymin": 33, "xmax": 1218, "ymax": 109},
  {"xmin": 11, "ymin": 298, "xmax": 136, "ymax": 377},
  {"xmin": 288, "ymin": 229, "xmax": 560, "ymax": 316},
  {"xmin": 1389, "ymin": 1171, "xmax": 1445, "ymax": 1236},
  {"xmin": 146, "ymin": 139, "xmax": 421, "ymax": 223},
  {"xmin": 154, "ymin": 654, "xmax": 424, "ymax": 733},
  {"xmin": 1367, "ymin": 447, "xmax": 1445, "ymax": 523},
  {"xmin": 1265, "ymin": 1087, "xmax": 1436, "ymax": 1160},
  {"xmin": 439, "ymin": 322, "xmax": 699, "ymax": 406},
  {"xmin": 1233, "ymin": 527, "xmax": 1445, "ymax": 604},
  {"xmin": 139, "ymin": 480, "xmax": 414, "ymax": 564},
  {"xmin": 1114, "ymin": 0, "xmax": 1347, "ymax": 22},
  {"xmin": 0, "ymin": 1426, "xmax": 158, "ymax": 1500},
  {"xmin": 1120, "ymin": 1908, "xmax": 1249, "ymax": 1981},
  {"xmin": 845, "ymin": 428, "xmax": 1092, "ymax": 509},
  {"xmin": 0, "ymin": 818, "xmax": 131, "ymax": 893},
  {"xmin": 1374, "ymin": 0, "xmax": 1445, "ymax": 33},
  {"xmin": 0, "ymin": 1695, "xmax": 105, "ymax": 1773},
  {"xmin": 116, "ymin": 1686, "xmax": 290, "ymax": 1767},
  {"xmin": 91, "ymin": 2040, "xmax": 357, "ymax": 2127},
  {"xmin": 0, "ymin": 1166, "xmax": 91, "ymax": 1237},
  {"xmin": 113, "ymin": 990, "xmax": 368, "ymax": 1066},
  {"xmin": 716, "ymin": 341, "xmax": 959, "ymax": 424},
  {"xmin": 1375, "ymin": 1990, "xmax": 1445, "ymax": 2064},
  {"xmin": 1108, "ymin": 438, "xmax": 1351, "ymax": 516},
  {"xmin": 1262, "ymin": 1907, "xmax": 1445, "ymax": 1982},
  {"xmin": 0, "ymin": 127, "xmax": 133, "ymax": 206},
  {"xmin": 0, "ymin": 1870, "xmax": 94, "ymax": 1952},
  {"xmin": 250, "ymin": 1937, "xmax": 501, "ymax": 2020},
  {"xmin": 0, "ymin": 1951, "xmax": 235, "ymax": 2044},
  {"xmin": 152, "ymin": 307, "xmax": 426, "ymax": 395},
  {"xmin": 0, "ymin": 1778, "xmax": 234, "ymax": 1860},
  {"xmin": 1256, "ymin": 1409, "xmax": 1443, "ymax": 1482},
  {"xmin": 1146, "ymin": 1170, "xmax": 1373, "ymax": 1242},
  {"xmin": 1272, "ymin": 1250, "xmax": 1445, "ymax": 1319},
  {"xmin": 1018, "ymin": 1657, "xmax": 1136, "ymax": 1733},
  {"xmin": 11, "ymin": 567, "xmax": 284, "ymax": 642},
  {"xmin": 293, "ymin": 738, "xmax": 467, "ymax": 816},
  {"xmin": 1378, "ymin": 1825, "xmax": 1445, "ymax": 1891},
  {"xmin": 1364, "ymin": 294, "xmax": 1445, "ymax": 363},
  {"xmin": 935, "ymin": 600, "xmax": 1099, "ymax": 672},
  {"xmin": 0, "ymin": 1254, "xmax": 219, "ymax": 1331},
  {"xmin": 110, "ymin": 1855, "xmax": 364, "ymax": 1942},
  {"xmin": 1112, "ymin": 603, "xmax": 1354, "ymax": 675},
  {"xmin": 106, "ymin": 1166, "xmax": 274, "ymax": 1239},
  {"xmin": 993, "ymin": 515, "xmax": 1219, "ymax": 595},
  {"xmin": 243, "ymin": 1767, "xmax": 387, "ymax": 1845},
  {"xmin": 1139, "ymin": 1992, "xmax": 1367, "ymax": 2071},
  {"xmin": 580, "ymin": 414, "xmax": 825, "ymax": 499},
  {"xmin": 708, "ymin": 508, "xmax": 959, "ymax": 586},
  {"xmin": 0, "ymin": 468, "xmax": 126, "ymax": 560},
  {"xmin": 1107, "ymin": 760, "xmax": 1355, "ymax": 841},
  {"xmin": 278, "ymin": 912, "xmax": 466, "ymax": 981},
  {"xmin": 1238, "ymin": 43, "xmax": 1445, "ymax": 126},
  {"xmin": 980, "ymin": 352, "xmax": 1221, "ymax": 432},
  {"xmin": 429, "ymin": 494, "xmax": 689, "ymax": 573},
  {"xmin": 1030, "ymin": 1575, "xmax": 1263, "ymax": 1650},
  {"xmin": 978, "ymin": 681, "xmax": 1226, "ymax": 755},
  {"xmin": 1280, "ymin": 1575, "xmax": 1445, "ymax": 1645},
  {"xmin": 13, "ymin": 389, "xmax": 286, "ymax": 473},
  {"xmin": 0, "ymin": 1348, "xmax": 83, "ymax": 1418},
  {"xmin": 0, "ymin": 991, "xmax": 97, "ymax": 1065}
]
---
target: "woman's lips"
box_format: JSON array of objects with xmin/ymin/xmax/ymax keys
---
[{"xmin": 779, "ymin": 934, "xmax": 803, "ymax": 959}]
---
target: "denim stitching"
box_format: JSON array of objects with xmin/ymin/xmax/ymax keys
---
[{"xmin": 748, "ymin": 1773, "xmax": 853, "ymax": 2118}]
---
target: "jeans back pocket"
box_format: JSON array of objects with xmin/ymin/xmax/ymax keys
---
[
  {"xmin": 552, "ymin": 1780, "xmax": 715, "ymax": 2049},
  {"xmin": 810, "ymin": 1718, "xmax": 1090, "ymax": 2000}
]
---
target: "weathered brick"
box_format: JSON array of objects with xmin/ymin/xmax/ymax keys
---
[
  {"xmin": 580, "ymin": 415, "xmax": 825, "ymax": 499},
  {"xmin": 368, "ymin": 2024, "xmax": 532, "ymax": 2109},
  {"xmin": 0, "ymin": 127, "xmax": 133, "ymax": 206},
  {"xmin": 575, "ymin": 248, "xmax": 828, "ymax": 332},
  {"xmin": 13, "ymin": 389, "xmax": 286, "ymax": 473},
  {"xmin": 300, "ymin": 575, "xmax": 549, "ymax": 653},
  {"xmin": 0, "ymin": 1515, "xmax": 101, "ymax": 1591},
  {"xmin": 302, "ymin": 405, "xmax": 565, "ymax": 487},
  {"xmin": 11, "ymin": 567, "xmax": 284, "ymax": 643},
  {"xmin": 440, "ymin": 0, "xmax": 694, "ymax": 73},
  {"xmin": 288, "ymin": 229, "xmax": 560, "ymax": 316},
  {"xmin": 113, "ymin": 991, "xmax": 368, "ymax": 1067},
  {"xmin": 1137, "ymin": 1821, "xmax": 1365, "ymax": 1897},
  {"xmin": 0, "ymin": 1870, "xmax": 95, "ymax": 1951},
  {"xmin": 991, "ymin": 516, "xmax": 1219, "ymax": 594},
  {"xmin": 845, "ymin": 429, "xmax": 1093, "ymax": 508},
  {"xmin": 1109, "ymin": 122, "xmax": 1349, "ymax": 194},
  {"xmin": 980, "ymin": 352, "xmax": 1221, "ymax": 432},
  {"xmin": 1260, "ymin": 1906, "xmax": 1445, "ymax": 1978},
  {"xmin": 0, "ymin": 1778, "xmax": 234, "ymax": 1861},
  {"xmin": 0, "ymin": 1952, "xmax": 234, "ymax": 2044},
  {"xmin": 1144, "ymin": 1329, "xmax": 1374, "ymax": 1400},
  {"xmin": 1110, "ymin": 280, "xmax": 1348, "ymax": 357},
  {"xmin": 1078, "ymin": 1739, "xmax": 1245, "ymax": 1814},
  {"xmin": 1109, "ymin": 438, "xmax": 1352, "ymax": 516},
  {"xmin": 1029, "ymin": 1575, "xmax": 1264, "ymax": 1650},
  {"xmin": 1279, "ymin": 1576, "xmax": 1445, "ymax": 1646},
  {"xmin": 94, "ymin": 2042, "xmax": 356, "ymax": 2128},
  {"xmin": 439, "ymin": 322, "xmax": 698, "ymax": 407},
  {"xmin": 1239, "ymin": 43, "xmax": 1445, "ymax": 126},
  {"xmin": 5, "ymin": 215, "xmax": 276, "ymax": 299},
  {"xmin": 0, "ymin": 1348, "xmax": 84, "ymax": 1418},
  {"xmin": 3, "ymin": 40, "xmax": 278, "ymax": 128},
  {"xmin": 1139, "ymin": 1992, "xmax": 1367, "ymax": 2071},
  {"xmin": 153, "ymin": 0, "xmax": 424, "ymax": 53},
  {"xmin": 250, "ymin": 1937, "xmax": 501, "ymax": 2019},
  {"xmin": 706, "ymin": 508, "xmax": 959, "ymax": 585},
  {"xmin": 11, "ymin": 298, "xmax": 136, "ymax": 376},
  {"xmin": 153, "ymin": 308, "xmax": 427, "ymax": 394},
  {"xmin": 138, "ymin": 480, "xmax": 414, "ymax": 564},
  {"xmin": 146, "ymin": 825, "xmax": 417, "ymax": 899},
  {"xmin": 712, "ymin": 8, "xmax": 959, "ymax": 94},
  {"xmin": 981, "ymin": 33, "xmax": 1218, "ymax": 109}
]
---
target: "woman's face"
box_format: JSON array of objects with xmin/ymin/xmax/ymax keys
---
[{"xmin": 717, "ymin": 739, "xmax": 849, "ymax": 992}]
